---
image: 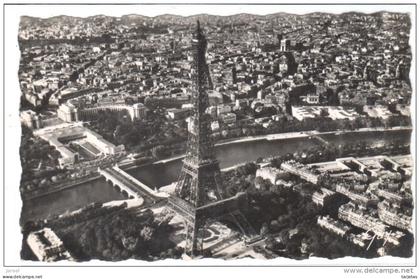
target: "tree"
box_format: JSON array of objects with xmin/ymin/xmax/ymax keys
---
[
  {"xmin": 122, "ymin": 236, "xmax": 139, "ymax": 251},
  {"xmin": 140, "ymin": 226, "xmax": 155, "ymax": 241},
  {"xmin": 151, "ymin": 145, "xmax": 166, "ymax": 158},
  {"xmin": 320, "ymin": 108, "xmax": 329, "ymax": 118},
  {"xmin": 270, "ymin": 219, "xmax": 281, "ymax": 232},
  {"xmin": 260, "ymin": 222, "xmax": 269, "ymax": 236}
]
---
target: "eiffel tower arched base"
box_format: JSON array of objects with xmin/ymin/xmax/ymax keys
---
[{"xmin": 169, "ymin": 192, "xmax": 257, "ymax": 257}]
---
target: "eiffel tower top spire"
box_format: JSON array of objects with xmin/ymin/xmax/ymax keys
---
[{"xmin": 196, "ymin": 20, "xmax": 202, "ymax": 38}]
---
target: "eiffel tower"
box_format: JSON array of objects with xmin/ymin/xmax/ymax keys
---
[
  {"xmin": 168, "ymin": 21, "xmax": 256, "ymax": 257},
  {"xmin": 175, "ymin": 21, "xmax": 221, "ymax": 206}
]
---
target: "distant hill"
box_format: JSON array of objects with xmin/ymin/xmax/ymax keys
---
[{"xmin": 20, "ymin": 11, "xmax": 410, "ymax": 28}]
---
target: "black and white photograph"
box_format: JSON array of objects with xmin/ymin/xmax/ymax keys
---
[{"xmin": 1, "ymin": 1, "xmax": 418, "ymax": 279}]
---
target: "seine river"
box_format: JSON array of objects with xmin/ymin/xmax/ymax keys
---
[{"xmin": 21, "ymin": 129, "xmax": 412, "ymax": 223}]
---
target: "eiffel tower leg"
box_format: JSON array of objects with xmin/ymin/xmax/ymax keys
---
[
  {"xmin": 191, "ymin": 220, "xmax": 200, "ymax": 257},
  {"xmin": 184, "ymin": 221, "xmax": 190, "ymax": 254}
]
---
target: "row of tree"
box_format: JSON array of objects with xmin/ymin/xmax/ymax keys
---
[{"xmin": 50, "ymin": 208, "xmax": 179, "ymax": 261}]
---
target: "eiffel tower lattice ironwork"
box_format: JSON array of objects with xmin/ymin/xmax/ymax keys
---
[{"xmin": 168, "ymin": 21, "xmax": 256, "ymax": 257}]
